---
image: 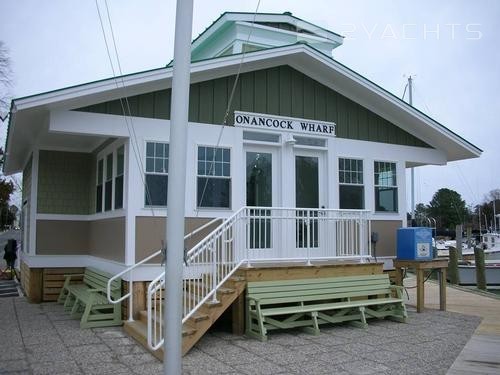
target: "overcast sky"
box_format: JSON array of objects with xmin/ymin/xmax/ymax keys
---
[{"xmin": 1, "ymin": 0, "xmax": 499, "ymax": 209}]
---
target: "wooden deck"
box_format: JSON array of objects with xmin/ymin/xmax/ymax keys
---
[
  {"xmin": 404, "ymin": 276, "xmax": 500, "ymax": 374},
  {"xmin": 237, "ymin": 260, "xmax": 384, "ymax": 282}
]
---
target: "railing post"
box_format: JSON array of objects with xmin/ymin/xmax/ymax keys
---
[
  {"xmin": 306, "ymin": 210, "xmax": 312, "ymax": 266},
  {"xmin": 211, "ymin": 241, "xmax": 218, "ymax": 303},
  {"xmin": 128, "ymin": 275, "xmax": 134, "ymax": 322},
  {"xmin": 246, "ymin": 210, "xmax": 252, "ymax": 267}
]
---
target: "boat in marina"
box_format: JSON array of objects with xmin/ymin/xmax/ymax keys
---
[
  {"xmin": 435, "ymin": 232, "xmax": 500, "ymax": 260},
  {"xmin": 458, "ymin": 260, "xmax": 500, "ymax": 286}
]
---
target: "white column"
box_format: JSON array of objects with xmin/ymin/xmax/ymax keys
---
[
  {"xmin": 29, "ymin": 149, "xmax": 39, "ymax": 255},
  {"xmin": 124, "ymin": 140, "xmax": 136, "ymax": 266}
]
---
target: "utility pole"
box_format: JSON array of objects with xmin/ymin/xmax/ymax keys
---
[
  {"xmin": 408, "ymin": 76, "xmax": 415, "ymax": 225},
  {"xmin": 493, "ymin": 197, "xmax": 497, "ymax": 233},
  {"xmin": 164, "ymin": 0, "xmax": 193, "ymax": 374}
]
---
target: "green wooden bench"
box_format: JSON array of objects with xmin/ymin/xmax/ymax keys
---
[
  {"xmin": 246, "ymin": 274, "xmax": 407, "ymax": 341},
  {"xmin": 57, "ymin": 267, "xmax": 122, "ymax": 329}
]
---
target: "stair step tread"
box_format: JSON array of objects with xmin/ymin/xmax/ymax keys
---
[
  {"xmin": 129, "ymin": 317, "xmax": 197, "ymax": 337},
  {"xmin": 229, "ymin": 276, "xmax": 246, "ymax": 282}
]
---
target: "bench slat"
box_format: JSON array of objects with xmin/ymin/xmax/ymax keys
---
[
  {"xmin": 248, "ymin": 282, "xmax": 391, "ymax": 298},
  {"xmin": 247, "ymin": 274, "xmax": 388, "ymax": 287},
  {"xmin": 249, "ymin": 287, "xmax": 393, "ymax": 304}
]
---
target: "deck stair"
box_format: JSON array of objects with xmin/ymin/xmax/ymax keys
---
[
  {"xmin": 123, "ymin": 275, "xmax": 246, "ymax": 359},
  {"xmin": 108, "ymin": 207, "xmax": 371, "ymax": 360}
]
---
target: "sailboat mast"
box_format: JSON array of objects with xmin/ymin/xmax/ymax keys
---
[{"xmin": 408, "ymin": 76, "xmax": 415, "ymax": 224}]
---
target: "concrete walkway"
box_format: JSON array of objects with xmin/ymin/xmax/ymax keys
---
[
  {"xmin": 403, "ymin": 277, "xmax": 500, "ymax": 374},
  {"xmin": 0, "ymin": 295, "xmax": 481, "ymax": 374}
]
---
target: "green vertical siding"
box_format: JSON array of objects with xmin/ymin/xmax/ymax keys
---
[
  {"xmin": 76, "ymin": 65, "xmax": 431, "ymax": 148},
  {"xmin": 37, "ymin": 151, "xmax": 93, "ymax": 214}
]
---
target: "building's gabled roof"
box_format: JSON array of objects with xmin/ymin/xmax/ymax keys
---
[{"xmin": 4, "ymin": 42, "xmax": 481, "ymax": 174}]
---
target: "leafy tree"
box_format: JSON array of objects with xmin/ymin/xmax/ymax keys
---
[
  {"xmin": 428, "ymin": 188, "xmax": 467, "ymax": 230},
  {"xmin": 414, "ymin": 203, "xmax": 429, "ymax": 220},
  {"xmin": 0, "ymin": 179, "xmax": 14, "ymax": 229},
  {"xmin": 0, "ymin": 41, "xmax": 11, "ymax": 115},
  {"xmin": 475, "ymin": 189, "xmax": 500, "ymax": 231}
]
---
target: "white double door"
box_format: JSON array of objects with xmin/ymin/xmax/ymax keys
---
[{"xmin": 244, "ymin": 145, "xmax": 328, "ymax": 260}]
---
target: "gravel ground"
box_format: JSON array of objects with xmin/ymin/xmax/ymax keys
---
[{"xmin": 0, "ymin": 297, "xmax": 481, "ymax": 375}]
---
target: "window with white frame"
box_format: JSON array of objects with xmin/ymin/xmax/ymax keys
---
[
  {"xmin": 145, "ymin": 142, "xmax": 169, "ymax": 206},
  {"xmin": 115, "ymin": 146, "xmax": 124, "ymax": 209},
  {"xmin": 197, "ymin": 146, "xmax": 231, "ymax": 208},
  {"xmin": 104, "ymin": 153, "xmax": 113, "ymax": 211},
  {"xmin": 338, "ymin": 158, "xmax": 364, "ymax": 209},
  {"xmin": 95, "ymin": 145, "xmax": 126, "ymax": 213},
  {"xmin": 374, "ymin": 161, "xmax": 398, "ymax": 212},
  {"xmin": 96, "ymin": 159, "xmax": 104, "ymax": 212}
]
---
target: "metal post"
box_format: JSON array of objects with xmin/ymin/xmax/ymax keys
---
[
  {"xmin": 408, "ymin": 76, "xmax": 415, "ymax": 225},
  {"xmin": 493, "ymin": 198, "xmax": 497, "ymax": 233},
  {"xmin": 164, "ymin": 0, "xmax": 193, "ymax": 373}
]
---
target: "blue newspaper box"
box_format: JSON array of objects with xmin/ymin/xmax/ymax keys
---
[{"xmin": 396, "ymin": 227, "xmax": 433, "ymax": 260}]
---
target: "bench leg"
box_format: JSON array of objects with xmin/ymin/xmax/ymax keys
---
[
  {"xmin": 64, "ymin": 293, "xmax": 76, "ymax": 311},
  {"xmin": 57, "ymin": 287, "xmax": 68, "ymax": 304},
  {"xmin": 70, "ymin": 297, "xmax": 81, "ymax": 318},
  {"xmin": 385, "ymin": 303, "xmax": 408, "ymax": 323},
  {"xmin": 245, "ymin": 308, "xmax": 268, "ymax": 342},
  {"xmin": 349, "ymin": 307, "xmax": 368, "ymax": 329},
  {"xmin": 301, "ymin": 311, "xmax": 320, "ymax": 336},
  {"xmin": 80, "ymin": 301, "xmax": 94, "ymax": 329}
]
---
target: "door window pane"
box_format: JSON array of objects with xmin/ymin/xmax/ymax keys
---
[
  {"xmin": 295, "ymin": 155, "xmax": 319, "ymax": 248},
  {"xmin": 295, "ymin": 156, "xmax": 319, "ymax": 208},
  {"xmin": 246, "ymin": 152, "xmax": 272, "ymax": 207},
  {"xmin": 246, "ymin": 152, "xmax": 273, "ymax": 249}
]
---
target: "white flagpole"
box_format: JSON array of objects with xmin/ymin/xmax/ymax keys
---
[{"xmin": 164, "ymin": 0, "xmax": 193, "ymax": 373}]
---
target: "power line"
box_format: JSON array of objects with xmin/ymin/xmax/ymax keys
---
[
  {"xmin": 94, "ymin": 0, "xmax": 155, "ymax": 216},
  {"xmin": 196, "ymin": 0, "xmax": 262, "ymax": 213}
]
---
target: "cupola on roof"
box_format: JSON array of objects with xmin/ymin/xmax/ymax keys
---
[{"xmin": 190, "ymin": 11, "xmax": 344, "ymax": 61}]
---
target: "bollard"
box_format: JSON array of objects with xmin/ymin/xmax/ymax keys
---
[
  {"xmin": 474, "ymin": 247, "xmax": 487, "ymax": 290},
  {"xmin": 448, "ymin": 246, "xmax": 460, "ymax": 285},
  {"xmin": 456, "ymin": 225, "xmax": 463, "ymax": 260}
]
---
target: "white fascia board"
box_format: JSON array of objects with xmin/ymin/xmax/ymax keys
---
[
  {"xmin": 10, "ymin": 45, "xmax": 299, "ymax": 113},
  {"xmin": 335, "ymin": 137, "xmax": 447, "ymax": 166},
  {"xmin": 294, "ymin": 47, "xmax": 481, "ymax": 159},
  {"xmin": 14, "ymin": 67, "xmax": 172, "ymax": 112},
  {"xmin": 226, "ymin": 13, "xmax": 344, "ymax": 45},
  {"xmin": 50, "ymin": 110, "xmax": 132, "ymax": 137},
  {"xmin": 236, "ymin": 21, "xmax": 338, "ymax": 46},
  {"xmin": 20, "ymin": 252, "xmax": 163, "ymax": 281}
]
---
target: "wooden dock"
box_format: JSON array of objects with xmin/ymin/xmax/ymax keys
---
[{"xmin": 403, "ymin": 276, "xmax": 500, "ymax": 374}]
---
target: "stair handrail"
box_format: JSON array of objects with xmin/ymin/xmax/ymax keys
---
[
  {"xmin": 184, "ymin": 206, "xmax": 247, "ymax": 264},
  {"xmin": 146, "ymin": 207, "xmax": 248, "ymax": 350},
  {"xmin": 106, "ymin": 216, "xmax": 222, "ymax": 322}
]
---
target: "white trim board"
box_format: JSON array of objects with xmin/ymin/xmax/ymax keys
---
[{"xmin": 20, "ymin": 252, "xmax": 162, "ymax": 282}]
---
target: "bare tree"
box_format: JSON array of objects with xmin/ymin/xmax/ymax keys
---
[{"xmin": 0, "ymin": 41, "xmax": 12, "ymax": 115}]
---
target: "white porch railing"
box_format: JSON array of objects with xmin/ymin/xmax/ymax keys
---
[
  {"xmin": 106, "ymin": 217, "xmax": 222, "ymax": 322},
  {"xmin": 147, "ymin": 206, "xmax": 371, "ymax": 350}
]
